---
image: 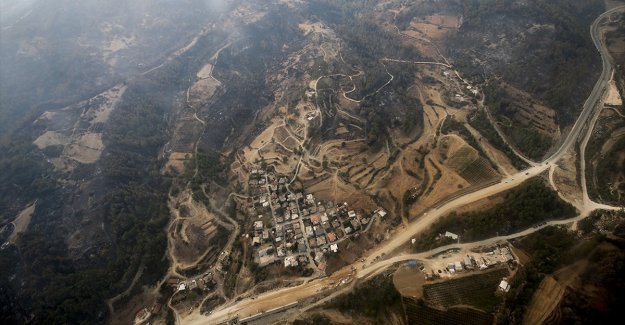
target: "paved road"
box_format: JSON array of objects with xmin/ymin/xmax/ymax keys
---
[
  {"xmin": 545, "ymin": 6, "xmax": 622, "ymax": 164},
  {"xmin": 576, "ymin": 6, "xmax": 625, "ymax": 207},
  {"xmin": 182, "ymin": 7, "xmax": 624, "ymax": 325}
]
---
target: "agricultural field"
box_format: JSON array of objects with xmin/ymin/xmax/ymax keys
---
[
  {"xmin": 403, "ymin": 297, "xmax": 493, "ymax": 325},
  {"xmin": 447, "ymin": 146, "xmax": 500, "ymax": 185},
  {"xmin": 423, "ymin": 268, "xmax": 509, "ymax": 312}
]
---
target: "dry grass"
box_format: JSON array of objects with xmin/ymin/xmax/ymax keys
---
[
  {"xmin": 164, "ymin": 152, "xmax": 191, "ymax": 174},
  {"xmin": 64, "ymin": 133, "xmax": 104, "ymax": 164},
  {"xmin": 33, "ymin": 131, "xmax": 69, "ymax": 149},
  {"xmin": 553, "ymin": 149, "xmax": 583, "ymax": 206},
  {"xmin": 9, "ymin": 202, "xmax": 36, "ymax": 243},
  {"xmin": 523, "ymin": 276, "xmax": 566, "ymax": 325},
  {"xmin": 605, "ymin": 78, "xmax": 623, "ymax": 106},
  {"xmin": 188, "ymin": 78, "xmax": 220, "ymax": 107},
  {"xmin": 196, "ymin": 63, "xmax": 214, "ymax": 79},
  {"xmin": 408, "ymin": 14, "xmax": 461, "ymax": 41}
]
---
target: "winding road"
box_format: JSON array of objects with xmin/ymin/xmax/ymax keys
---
[{"xmin": 181, "ymin": 6, "xmax": 624, "ymax": 325}]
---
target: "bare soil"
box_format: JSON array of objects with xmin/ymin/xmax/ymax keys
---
[
  {"xmin": 393, "ymin": 265, "xmax": 425, "ymax": 298},
  {"xmin": 64, "ymin": 133, "xmax": 104, "ymax": 164},
  {"xmin": 33, "ymin": 131, "xmax": 69, "ymax": 149},
  {"xmin": 164, "ymin": 152, "xmax": 191, "ymax": 174},
  {"xmin": 9, "ymin": 202, "xmax": 36, "ymax": 243}
]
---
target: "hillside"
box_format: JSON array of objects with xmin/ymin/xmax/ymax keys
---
[{"xmin": 0, "ymin": 1, "xmax": 622, "ymax": 324}]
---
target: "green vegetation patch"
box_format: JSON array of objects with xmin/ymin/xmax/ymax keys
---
[
  {"xmin": 329, "ymin": 274, "xmax": 402, "ymax": 321},
  {"xmin": 468, "ymin": 108, "xmax": 528, "ymax": 170},
  {"xmin": 594, "ymin": 135, "xmax": 625, "ymax": 205},
  {"xmin": 504, "ymin": 126, "xmax": 551, "ymax": 161},
  {"xmin": 413, "ymin": 178, "xmax": 576, "ymax": 252}
]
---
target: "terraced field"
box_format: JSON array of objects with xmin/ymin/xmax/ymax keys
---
[
  {"xmin": 403, "ymin": 298, "xmax": 493, "ymax": 325},
  {"xmin": 458, "ymin": 158, "xmax": 501, "ymax": 185},
  {"xmin": 423, "ymin": 268, "xmax": 509, "ymax": 312},
  {"xmin": 448, "ymin": 146, "xmax": 500, "ymax": 185}
]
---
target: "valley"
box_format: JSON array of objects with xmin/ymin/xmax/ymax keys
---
[{"xmin": 1, "ymin": 1, "xmax": 624, "ymax": 325}]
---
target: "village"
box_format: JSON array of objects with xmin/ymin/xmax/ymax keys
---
[{"xmin": 246, "ymin": 168, "xmax": 387, "ymax": 273}]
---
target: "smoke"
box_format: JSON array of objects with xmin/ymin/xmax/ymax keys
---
[{"xmin": 203, "ymin": 0, "xmax": 230, "ymax": 13}]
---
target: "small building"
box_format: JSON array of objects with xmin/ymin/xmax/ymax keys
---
[
  {"xmin": 499, "ymin": 280, "xmax": 511, "ymax": 292},
  {"xmin": 254, "ymin": 221, "xmax": 264, "ymax": 231},
  {"xmin": 444, "ymin": 231, "xmax": 459, "ymax": 240},
  {"xmin": 178, "ymin": 283, "xmax": 187, "ymax": 291},
  {"xmin": 284, "ymin": 256, "xmax": 298, "ymax": 267},
  {"xmin": 330, "ymin": 244, "xmax": 338, "ymax": 253},
  {"xmin": 454, "ymin": 261, "xmax": 463, "ymax": 271},
  {"xmin": 327, "ymin": 232, "xmax": 337, "ymax": 242}
]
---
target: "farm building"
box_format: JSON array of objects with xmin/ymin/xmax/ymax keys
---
[
  {"xmin": 445, "ymin": 231, "xmax": 459, "ymax": 240},
  {"xmin": 499, "ymin": 279, "xmax": 510, "ymax": 292}
]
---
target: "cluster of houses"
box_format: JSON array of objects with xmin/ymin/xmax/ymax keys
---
[
  {"xmin": 445, "ymin": 246, "xmax": 515, "ymax": 274},
  {"xmin": 442, "ymin": 70, "xmax": 480, "ymax": 96},
  {"xmin": 166, "ymin": 273, "xmax": 216, "ymax": 293},
  {"xmin": 245, "ymin": 169, "xmax": 387, "ymax": 271}
]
